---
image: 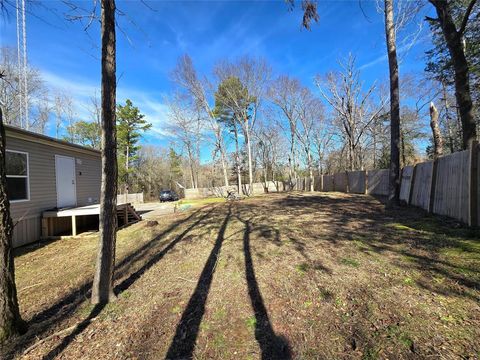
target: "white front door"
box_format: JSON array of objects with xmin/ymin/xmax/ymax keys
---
[{"xmin": 55, "ymin": 155, "xmax": 77, "ymax": 208}]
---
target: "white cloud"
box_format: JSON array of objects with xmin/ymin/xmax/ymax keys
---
[
  {"xmin": 359, "ymin": 34, "xmax": 429, "ymax": 70},
  {"xmin": 42, "ymin": 70, "xmax": 99, "ymax": 98},
  {"xmin": 40, "ymin": 68, "xmax": 171, "ymax": 141}
]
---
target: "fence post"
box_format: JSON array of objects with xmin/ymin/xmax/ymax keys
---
[
  {"xmin": 345, "ymin": 171, "xmax": 350, "ymax": 193},
  {"xmin": 399, "ymin": 167, "xmax": 404, "ymax": 201},
  {"xmin": 428, "ymin": 159, "xmax": 439, "ymax": 213},
  {"xmin": 365, "ymin": 170, "xmax": 368, "ymax": 194},
  {"xmin": 468, "ymin": 141, "xmax": 479, "ymax": 227}
]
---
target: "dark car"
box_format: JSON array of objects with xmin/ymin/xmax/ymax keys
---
[{"xmin": 160, "ymin": 190, "xmax": 179, "ymax": 202}]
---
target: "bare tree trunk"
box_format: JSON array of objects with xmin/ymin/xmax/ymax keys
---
[
  {"xmin": 307, "ymin": 147, "xmax": 314, "ymax": 191},
  {"xmin": 385, "ymin": 0, "xmax": 401, "ymax": 207},
  {"xmin": 0, "ymin": 108, "xmax": 25, "ymax": 343},
  {"xmin": 442, "ymin": 81, "xmax": 456, "ymax": 153},
  {"xmin": 233, "ymin": 125, "xmax": 242, "ymax": 194},
  {"xmin": 289, "ymin": 129, "xmax": 297, "ymax": 188},
  {"xmin": 220, "ymin": 148, "xmax": 229, "ymax": 188},
  {"xmin": 214, "ymin": 127, "xmax": 230, "ymax": 188},
  {"xmin": 245, "ymin": 127, "xmax": 253, "ymax": 196},
  {"xmin": 429, "ymin": 102, "xmax": 444, "ymax": 158},
  {"xmin": 429, "ymin": 0, "xmax": 476, "ymax": 148},
  {"xmin": 349, "ymin": 140, "xmax": 355, "ymax": 171},
  {"xmin": 189, "ymin": 162, "xmax": 195, "ymax": 189},
  {"xmin": 186, "ymin": 145, "xmax": 196, "ymax": 189},
  {"xmin": 92, "ymin": 0, "xmax": 118, "ymax": 305}
]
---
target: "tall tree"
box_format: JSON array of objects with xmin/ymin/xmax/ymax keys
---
[
  {"xmin": 0, "ymin": 106, "xmax": 25, "ymax": 343},
  {"xmin": 316, "ymin": 56, "xmax": 386, "ymax": 171},
  {"xmin": 54, "ymin": 92, "xmax": 75, "ymax": 139},
  {"xmin": 268, "ymin": 76, "xmax": 303, "ymax": 185},
  {"xmin": 116, "ymin": 99, "xmax": 151, "ymax": 196},
  {"xmin": 214, "ymin": 76, "xmax": 253, "ymax": 194},
  {"xmin": 0, "ymin": 47, "xmax": 49, "ymax": 133},
  {"xmin": 253, "ymin": 119, "xmax": 286, "ymax": 187},
  {"xmin": 429, "ymin": 102, "xmax": 444, "ymax": 158},
  {"xmin": 294, "ymin": 88, "xmax": 322, "ymax": 191},
  {"xmin": 214, "ymin": 58, "xmax": 270, "ymax": 195},
  {"xmin": 168, "ymin": 147, "xmax": 184, "ymax": 189},
  {"xmin": 91, "ymin": 0, "xmax": 117, "ymax": 305},
  {"xmin": 166, "ymin": 94, "xmax": 202, "ymax": 189},
  {"xmin": 384, "ymin": 0, "xmax": 401, "ymax": 206},
  {"xmin": 172, "ymin": 55, "xmax": 230, "ymax": 188},
  {"xmin": 427, "ymin": 0, "xmax": 478, "ymax": 148},
  {"xmin": 313, "ymin": 114, "xmax": 333, "ymax": 176}
]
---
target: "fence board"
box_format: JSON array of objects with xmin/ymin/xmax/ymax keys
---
[
  {"xmin": 313, "ymin": 176, "xmax": 322, "ymax": 191},
  {"xmin": 347, "ymin": 170, "xmax": 366, "ymax": 194},
  {"xmin": 432, "ymin": 150, "xmax": 469, "ymax": 222},
  {"xmin": 367, "ymin": 169, "xmax": 389, "ymax": 196},
  {"xmin": 410, "ymin": 161, "xmax": 433, "ymax": 210},
  {"xmin": 264, "ymin": 181, "xmax": 284, "ymax": 192},
  {"xmin": 323, "ymin": 175, "xmax": 334, "ymax": 191},
  {"xmin": 117, "ymin": 193, "xmax": 144, "ymax": 204},
  {"xmin": 400, "ymin": 166, "xmax": 413, "ymax": 202},
  {"xmin": 334, "ymin": 172, "xmax": 348, "ymax": 192}
]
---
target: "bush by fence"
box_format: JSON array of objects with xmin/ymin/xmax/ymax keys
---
[{"xmin": 184, "ymin": 143, "xmax": 479, "ymax": 226}]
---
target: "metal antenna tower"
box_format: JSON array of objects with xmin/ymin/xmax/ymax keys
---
[{"xmin": 16, "ymin": 0, "xmax": 28, "ymax": 129}]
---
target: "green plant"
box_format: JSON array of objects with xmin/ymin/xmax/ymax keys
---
[
  {"xmin": 245, "ymin": 316, "xmax": 257, "ymax": 331},
  {"xmin": 340, "ymin": 257, "xmax": 360, "ymax": 268}
]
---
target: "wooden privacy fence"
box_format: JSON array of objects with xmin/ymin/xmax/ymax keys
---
[
  {"xmin": 184, "ymin": 143, "xmax": 479, "ymax": 226},
  {"xmin": 117, "ymin": 192, "xmax": 144, "ymax": 204},
  {"xmin": 402, "ymin": 144, "xmax": 478, "ymax": 227}
]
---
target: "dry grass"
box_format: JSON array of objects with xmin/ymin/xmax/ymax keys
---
[{"xmin": 3, "ymin": 192, "xmax": 480, "ymax": 359}]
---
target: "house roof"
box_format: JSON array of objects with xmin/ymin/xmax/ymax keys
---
[{"xmin": 5, "ymin": 124, "xmax": 101, "ymax": 157}]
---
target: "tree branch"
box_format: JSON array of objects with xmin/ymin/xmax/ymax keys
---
[{"xmin": 458, "ymin": 0, "xmax": 477, "ymax": 36}]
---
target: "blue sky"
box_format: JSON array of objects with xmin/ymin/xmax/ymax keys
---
[{"xmin": 0, "ymin": 0, "xmax": 434, "ymax": 152}]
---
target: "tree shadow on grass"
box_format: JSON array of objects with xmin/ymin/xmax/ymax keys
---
[
  {"xmin": 114, "ymin": 207, "xmax": 215, "ymax": 294},
  {"xmin": 38, "ymin": 207, "xmax": 217, "ymax": 359},
  {"xmin": 41, "ymin": 303, "xmax": 106, "ymax": 360},
  {"xmin": 240, "ymin": 217, "xmax": 291, "ymax": 360},
  {"xmin": 268, "ymin": 193, "xmax": 480, "ymax": 300},
  {"xmin": 4, "ymin": 207, "xmax": 214, "ymax": 360},
  {"xmin": 165, "ymin": 205, "xmax": 231, "ymax": 359}
]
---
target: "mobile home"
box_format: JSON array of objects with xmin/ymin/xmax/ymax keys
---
[{"xmin": 5, "ymin": 125, "xmax": 101, "ymax": 247}]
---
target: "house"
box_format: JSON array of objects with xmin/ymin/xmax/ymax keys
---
[{"xmin": 5, "ymin": 125, "xmax": 101, "ymax": 247}]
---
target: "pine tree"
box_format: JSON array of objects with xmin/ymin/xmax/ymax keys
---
[
  {"xmin": 91, "ymin": 0, "xmax": 118, "ymax": 305},
  {"xmin": 116, "ymin": 99, "xmax": 151, "ymax": 195}
]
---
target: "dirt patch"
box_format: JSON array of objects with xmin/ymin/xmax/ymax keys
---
[{"xmin": 4, "ymin": 193, "xmax": 480, "ymax": 359}]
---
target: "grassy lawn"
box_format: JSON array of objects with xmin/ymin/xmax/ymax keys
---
[{"xmin": 4, "ymin": 192, "xmax": 480, "ymax": 359}]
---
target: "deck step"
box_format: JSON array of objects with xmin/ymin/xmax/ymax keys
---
[{"xmin": 116, "ymin": 203, "xmax": 142, "ymax": 227}]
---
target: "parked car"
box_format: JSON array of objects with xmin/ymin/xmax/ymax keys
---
[{"xmin": 159, "ymin": 190, "xmax": 179, "ymax": 202}]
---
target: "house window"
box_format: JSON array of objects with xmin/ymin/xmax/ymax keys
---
[{"xmin": 6, "ymin": 150, "xmax": 29, "ymax": 202}]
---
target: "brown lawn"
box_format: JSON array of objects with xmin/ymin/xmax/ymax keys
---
[{"xmin": 3, "ymin": 192, "xmax": 480, "ymax": 359}]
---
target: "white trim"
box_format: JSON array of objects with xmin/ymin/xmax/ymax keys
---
[
  {"xmin": 6, "ymin": 149, "xmax": 30, "ymax": 203},
  {"xmin": 55, "ymin": 155, "xmax": 77, "ymax": 208}
]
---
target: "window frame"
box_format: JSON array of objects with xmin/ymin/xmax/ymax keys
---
[{"xmin": 6, "ymin": 149, "xmax": 30, "ymax": 203}]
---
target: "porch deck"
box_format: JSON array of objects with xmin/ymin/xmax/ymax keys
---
[
  {"xmin": 43, "ymin": 204, "xmax": 102, "ymax": 217},
  {"xmin": 42, "ymin": 203, "xmax": 141, "ymax": 238}
]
